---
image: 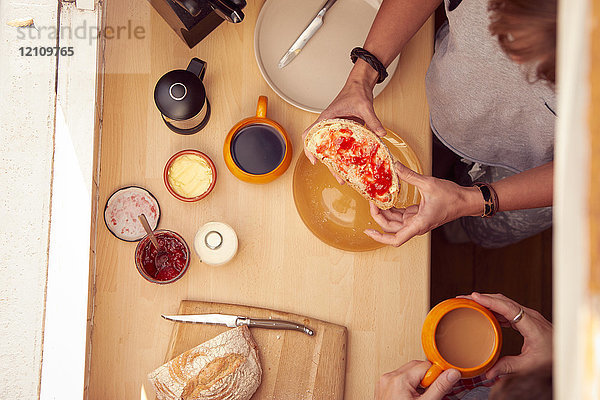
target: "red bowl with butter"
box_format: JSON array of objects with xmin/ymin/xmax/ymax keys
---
[
  {"xmin": 134, "ymin": 229, "xmax": 190, "ymax": 284},
  {"xmin": 163, "ymin": 149, "xmax": 217, "ymax": 202}
]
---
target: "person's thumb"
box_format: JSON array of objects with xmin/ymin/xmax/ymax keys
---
[
  {"xmin": 363, "ymin": 112, "xmax": 387, "ymax": 137},
  {"xmin": 421, "ymin": 369, "xmax": 461, "ymax": 400},
  {"xmin": 394, "ymin": 161, "xmax": 426, "ymax": 188},
  {"xmin": 486, "ymin": 356, "xmax": 521, "ymax": 379}
]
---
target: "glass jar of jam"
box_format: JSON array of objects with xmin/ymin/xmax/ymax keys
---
[{"xmin": 134, "ymin": 230, "xmax": 190, "ymax": 284}]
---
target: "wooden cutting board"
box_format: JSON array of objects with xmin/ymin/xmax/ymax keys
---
[{"xmin": 161, "ymin": 300, "xmax": 348, "ymax": 399}]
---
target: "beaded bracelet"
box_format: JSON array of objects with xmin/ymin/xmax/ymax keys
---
[
  {"xmin": 350, "ymin": 47, "xmax": 388, "ymax": 84},
  {"xmin": 473, "ymin": 182, "xmax": 500, "ymax": 218}
]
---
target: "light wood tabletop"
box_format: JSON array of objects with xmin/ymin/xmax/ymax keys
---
[{"xmin": 87, "ymin": 0, "xmax": 433, "ymax": 398}]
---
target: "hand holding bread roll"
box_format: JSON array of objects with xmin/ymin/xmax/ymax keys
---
[
  {"xmin": 304, "ymin": 118, "xmax": 400, "ymax": 209},
  {"xmin": 365, "ymin": 161, "xmax": 487, "ymax": 247}
]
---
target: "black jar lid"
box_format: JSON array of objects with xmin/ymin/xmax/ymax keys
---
[{"xmin": 154, "ymin": 69, "xmax": 206, "ymax": 121}]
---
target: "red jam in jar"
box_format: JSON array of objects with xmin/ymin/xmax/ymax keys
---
[{"xmin": 135, "ymin": 230, "xmax": 189, "ymax": 283}]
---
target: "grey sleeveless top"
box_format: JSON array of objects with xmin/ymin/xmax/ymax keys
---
[{"xmin": 425, "ymin": 0, "xmax": 556, "ymax": 173}]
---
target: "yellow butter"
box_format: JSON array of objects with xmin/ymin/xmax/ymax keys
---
[{"xmin": 168, "ymin": 154, "xmax": 213, "ymax": 198}]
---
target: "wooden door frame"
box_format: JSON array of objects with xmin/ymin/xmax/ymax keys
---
[{"xmin": 554, "ymin": 0, "xmax": 600, "ymax": 398}]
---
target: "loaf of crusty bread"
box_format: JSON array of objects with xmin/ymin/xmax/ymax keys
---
[
  {"xmin": 148, "ymin": 326, "xmax": 262, "ymax": 400},
  {"xmin": 305, "ymin": 118, "xmax": 399, "ymax": 209}
]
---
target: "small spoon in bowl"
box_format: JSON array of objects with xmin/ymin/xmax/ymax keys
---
[{"xmin": 138, "ymin": 214, "xmax": 169, "ymax": 268}]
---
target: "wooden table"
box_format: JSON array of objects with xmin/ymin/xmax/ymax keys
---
[{"xmin": 87, "ymin": 1, "xmax": 433, "ymax": 398}]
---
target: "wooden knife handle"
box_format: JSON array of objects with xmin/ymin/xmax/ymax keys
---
[{"xmin": 238, "ymin": 318, "xmax": 315, "ymax": 336}]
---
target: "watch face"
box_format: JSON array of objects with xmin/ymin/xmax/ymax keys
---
[{"xmin": 473, "ymin": 183, "xmax": 498, "ymax": 217}]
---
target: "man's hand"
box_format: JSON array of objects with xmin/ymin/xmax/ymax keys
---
[{"xmin": 375, "ymin": 360, "xmax": 461, "ymax": 400}]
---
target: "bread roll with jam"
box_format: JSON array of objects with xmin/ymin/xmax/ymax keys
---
[
  {"xmin": 148, "ymin": 326, "xmax": 262, "ymax": 400},
  {"xmin": 305, "ymin": 118, "xmax": 400, "ymax": 209}
]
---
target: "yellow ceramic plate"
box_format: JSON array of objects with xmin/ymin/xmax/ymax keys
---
[{"xmin": 292, "ymin": 130, "xmax": 423, "ymax": 252}]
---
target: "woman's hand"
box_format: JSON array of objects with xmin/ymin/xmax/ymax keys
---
[
  {"xmin": 364, "ymin": 162, "xmax": 482, "ymax": 247},
  {"xmin": 317, "ymin": 78, "xmax": 387, "ymax": 135},
  {"xmin": 302, "ymin": 62, "xmax": 385, "ymax": 166},
  {"xmin": 461, "ymin": 292, "xmax": 553, "ymax": 379},
  {"xmin": 375, "ymin": 360, "xmax": 461, "ymax": 400}
]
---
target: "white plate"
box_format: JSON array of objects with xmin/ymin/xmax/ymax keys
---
[{"xmin": 254, "ymin": 0, "xmax": 399, "ymax": 114}]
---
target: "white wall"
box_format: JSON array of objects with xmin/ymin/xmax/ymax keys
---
[
  {"xmin": 0, "ymin": 1, "xmax": 100, "ymax": 398},
  {"xmin": 0, "ymin": 0, "xmax": 59, "ymax": 398},
  {"xmin": 40, "ymin": 3, "xmax": 100, "ymax": 398}
]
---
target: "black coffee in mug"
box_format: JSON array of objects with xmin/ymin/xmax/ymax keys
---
[{"xmin": 231, "ymin": 123, "xmax": 286, "ymax": 175}]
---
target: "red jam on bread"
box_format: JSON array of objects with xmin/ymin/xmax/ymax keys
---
[{"xmin": 314, "ymin": 127, "xmax": 394, "ymax": 202}]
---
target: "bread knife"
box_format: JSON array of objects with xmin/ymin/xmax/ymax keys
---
[
  {"xmin": 161, "ymin": 313, "xmax": 315, "ymax": 336},
  {"xmin": 278, "ymin": 0, "xmax": 338, "ymax": 68}
]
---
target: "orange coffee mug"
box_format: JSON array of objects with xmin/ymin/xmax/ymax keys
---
[
  {"xmin": 421, "ymin": 298, "xmax": 502, "ymax": 387},
  {"xmin": 223, "ymin": 96, "xmax": 292, "ymax": 184}
]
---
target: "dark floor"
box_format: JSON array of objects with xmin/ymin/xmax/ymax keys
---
[{"xmin": 430, "ymin": 226, "xmax": 553, "ymax": 358}]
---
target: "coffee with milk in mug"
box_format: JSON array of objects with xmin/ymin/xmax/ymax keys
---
[{"xmin": 434, "ymin": 307, "xmax": 496, "ymax": 368}]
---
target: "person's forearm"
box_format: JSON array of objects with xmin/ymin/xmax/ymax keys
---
[
  {"xmin": 492, "ymin": 162, "xmax": 554, "ymax": 212},
  {"xmin": 348, "ymin": 0, "xmax": 442, "ymax": 87},
  {"xmin": 364, "ymin": 0, "xmax": 441, "ymax": 65},
  {"xmin": 461, "ymin": 162, "xmax": 554, "ymax": 217}
]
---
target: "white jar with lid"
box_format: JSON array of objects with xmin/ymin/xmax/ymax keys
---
[{"xmin": 193, "ymin": 222, "xmax": 238, "ymax": 266}]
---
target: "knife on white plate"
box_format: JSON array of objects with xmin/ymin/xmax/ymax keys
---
[
  {"xmin": 162, "ymin": 313, "xmax": 315, "ymax": 336},
  {"xmin": 278, "ymin": 0, "xmax": 338, "ymax": 69}
]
